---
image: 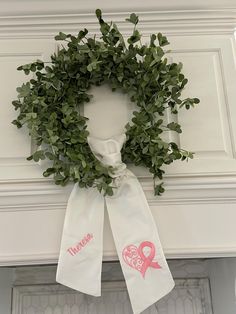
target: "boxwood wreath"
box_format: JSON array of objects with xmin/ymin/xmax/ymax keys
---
[{"xmin": 12, "ymin": 9, "xmax": 199, "ymax": 196}]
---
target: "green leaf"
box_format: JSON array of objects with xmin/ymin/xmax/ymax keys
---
[
  {"xmin": 87, "ymin": 63, "xmax": 93, "ymax": 72},
  {"xmin": 45, "ymin": 152, "xmax": 55, "ymax": 160},
  {"xmin": 12, "ymin": 119, "xmax": 22, "ymax": 128},
  {"xmin": 157, "ymin": 33, "xmax": 169, "ymax": 47},
  {"xmin": 55, "ymin": 32, "xmax": 68, "ymax": 41},
  {"xmin": 105, "ymin": 186, "xmax": 114, "ymax": 196},
  {"xmin": 50, "ymin": 135, "xmax": 59, "ymax": 143},
  {"xmin": 87, "ymin": 61, "xmax": 102, "ymax": 72},
  {"xmin": 43, "ymin": 168, "xmax": 56, "ymax": 177},
  {"xmin": 95, "ymin": 9, "xmax": 102, "ymax": 19},
  {"xmin": 77, "ymin": 29, "xmax": 88, "ymax": 41},
  {"xmin": 154, "ymin": 182, "xmax": 165, "ymax": 196},
  {"xmin": 26, "ymin": 112, "xmax": 37, "ymax": 119},
  {"xmin": 16, "ymin": 83, "xmax": 31, "ymax": 98},
  {"xmin": 31, "ymin": 150, "xmax": 45, "ymax": 162},
  {"xmin": 12, "ymin": 100, "xmax": 21, "ymax": 110},
  {"xmin": 36, "ymin": 60, "xmax": 44, "ymax": 70},
  {"xmin": 127, "ymin": 30, "xmax": 141, "ymax": 44},
  {"xmin": 167, "ymin": 122, "xmax": 182, "ymax": 133},
  {"xmin": 150, "ymin": 56, "xmax": 161, "ymax": 67},
  {"xmin": 150, "ymin": 34, "xmax": 156, "ymax": 47},
  {"xmin": 142, "ymin": 146, "xmax": 149, "ymax": 154},
  {"xmin": 181, "ymin": 78, "xmax": 188, "ymax": 88},
  {"xmin": 126, "ymin": 13, "xmax": 139, "ymax": 25},
  {"xmin": 54, "ymin": 173, "xmax": 64, "ymax": 180}
]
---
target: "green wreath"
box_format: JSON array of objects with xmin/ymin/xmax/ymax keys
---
[{"xmin": 12, "ymin": 9, "xmax": 199, "ymax": 196}]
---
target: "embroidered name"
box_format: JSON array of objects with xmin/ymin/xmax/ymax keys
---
[{"xmin": 67, "ymin": 233, "xmax": 93, "ymax": 256}]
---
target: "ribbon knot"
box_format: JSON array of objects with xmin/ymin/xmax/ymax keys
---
[{"xmin": 88, "ymin": 134, "xmax": 127, "ymax": 178}]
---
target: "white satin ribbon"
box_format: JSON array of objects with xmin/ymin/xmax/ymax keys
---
[{"xmin": 56, "ymin": 134, "xmax": 174, "ymax": 313}]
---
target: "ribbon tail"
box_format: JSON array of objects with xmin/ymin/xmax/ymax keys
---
[
  {"xmin": 106, "ymin": 172, "xmax": 175, "ymax": 314},
  {"xmin": 56, "ymin": 183, "xmax": 104, "ymax": 296}
]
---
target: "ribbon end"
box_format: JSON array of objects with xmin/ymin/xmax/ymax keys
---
[
  {"xmin": 56, "ymin": 275, "xmax": 102, "ymax": 297},
  {"xmin": 131, "ymin": 280, "xmax": 175, "ymax": 314}
]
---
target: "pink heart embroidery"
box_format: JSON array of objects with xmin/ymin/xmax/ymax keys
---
[{"xmin": 122, "ymin": 241, "xmax": 161, "ymax": 278}]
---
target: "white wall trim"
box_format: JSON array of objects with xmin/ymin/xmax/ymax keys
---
[
  {"xmin": 0, "ymin": 9, "xmax": 235, "ymax": 38},
  {"xmin": 1, "ymin": 173, "xmax": 236, "ymax": 213},
  {"xmin": 1, "ymin": 245, "xmax": 236, "ymax": 267}
]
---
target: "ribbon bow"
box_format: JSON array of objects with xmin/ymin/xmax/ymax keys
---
[{"xmin": 56, "ymin": 134, "xmax": 174, "ymax": 314}]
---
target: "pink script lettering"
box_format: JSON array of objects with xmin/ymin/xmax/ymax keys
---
[{"xmin": 67, "ymin": 233, "xmax": 93, "ymax": 256}]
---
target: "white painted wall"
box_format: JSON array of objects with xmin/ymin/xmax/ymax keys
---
[
  {"xmin": 0, "ymin": 1, "xmax": 236, "ymax": 265},
  {"xmin": 0, "ymin": 268, "xmax": 14, "ymax": 314}
]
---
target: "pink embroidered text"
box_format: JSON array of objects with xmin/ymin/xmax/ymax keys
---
[{"xmin": 67, "ymin": 233, "xmax": 93, "ymax": 256}]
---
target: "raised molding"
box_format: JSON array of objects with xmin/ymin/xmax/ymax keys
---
[
  {"xmin": 0, "ymin": 39, "xmax": 57, "ymax": 180},
  {"xmin": 1, "ymin": 173, "xmax": 236, "ymax": 212},
  {"xmin": 2, "ymin": 247, "xmax": 236, "ymax": 268},
  {"xmin": 1, "ymin": 0, "xmax": 236, "ymax": 16},
  {"xmin": 0, "ymin": 9, "xmax": 236, "ymax": 38},
  {"xmin": 169, "ymin": 47, "xmax": 236, "ymax": 160}
]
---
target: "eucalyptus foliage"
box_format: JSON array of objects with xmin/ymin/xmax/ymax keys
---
[{"xmin": 12, "ymin": 9, "xmax": 199, "ymax": 196}]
